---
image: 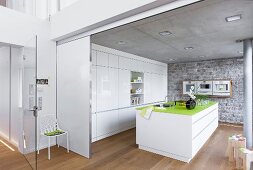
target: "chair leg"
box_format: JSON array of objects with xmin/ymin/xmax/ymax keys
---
[
  {"xmin": 48, "ymin": 137, "xmax": 51, "ymax": 160},
  {"xmin": 57, "ymin": 136, "xmax": 60, "ymax": 148},
  {"xmin": 67, "ymin": 133, "xmax": 69, "ymax": 153},
  {"xmin": 37, "ymin": 136, "xmax": 40, "ymax": 154}
]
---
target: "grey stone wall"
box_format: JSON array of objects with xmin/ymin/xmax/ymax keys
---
[{"xmin": 168, "ymin": 57, "xmax": 244, "ymax": 124}]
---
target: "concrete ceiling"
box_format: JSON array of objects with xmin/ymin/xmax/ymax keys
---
[{"xmin": 91, "ymin": 0, "xmax": 253, "ymax": 63}]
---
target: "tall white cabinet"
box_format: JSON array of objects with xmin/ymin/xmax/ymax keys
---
[{"xmin": 92, "ymin": 44, "xmax": 167, "ymax": 142}]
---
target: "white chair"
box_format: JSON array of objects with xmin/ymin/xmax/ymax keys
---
[{"xmin": 37, "ymin": 114, "xmax": 69, "ymax": 160}]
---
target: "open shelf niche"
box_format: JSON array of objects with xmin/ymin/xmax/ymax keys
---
[{"xmin": 130, "ymin": 71, "xmax": 144, "ymax": 106}]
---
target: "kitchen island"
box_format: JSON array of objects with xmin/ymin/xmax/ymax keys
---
[{"xmin": 136, "ymin": 101, "xmax": 218, "ymax": 163}]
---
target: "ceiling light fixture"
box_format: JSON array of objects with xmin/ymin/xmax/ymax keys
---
[
  {"xmin": 184, "ymin": 47, "xmax": 194, "ymax": 50},
  {"xmin": 117, "ymin": 41, "xmax": 127, "ymax": 45},
  {"xmin": 168, "ymin": 58, "xmax": 175, "ymax": 61},
  {"xmin": 198, "ymin": 55, "xmax": 205, "ymax": 58},
  {"xmin": 159, "ymin": 31, "xmax": 172, "ymax": 36},
  {"xmin": 225, "ymin": 14, "xmax": 242, "ymax": 22}
]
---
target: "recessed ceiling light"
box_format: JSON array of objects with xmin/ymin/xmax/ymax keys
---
[
  {"xmin": 117, "ymin": 41, "xmax": 127, "ymax": 45},
  {"xmin": 159, "ymin": 31, "xmax": 172, "ymax": 36},
  {"xmin": 238, "ymin": 51, "xmax": 243, "ymax": 54},
  {"xmin": 184, "ymin": 47, "xmax": 194, "ymax": 50},
  {"xmin": 198, "ymin": 55, "xmax": 205, "ymax": 58},
  {"xmin": 225, "ymin": 14, "xmax": 242, "ymax": 22},
  {"xmin": 168, "ymin": 58, "xmax": 175, "ymax": 61}
]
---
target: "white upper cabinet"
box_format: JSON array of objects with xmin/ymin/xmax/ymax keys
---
[
  {"xmin": 119, "ymin": 56, "xmax": 132, "ymax": 70},
  {"xmin": 162, "ymin": 75, "xmax": 168, "ymax": 98},
  {"xmin": 91, "ymin": 50, "xmax": 97, "ymax": 66},
  {"xmin": 162, "ymin": 66, "xmax": 167, "ymax": 75},
  {"xmin": 96, "ymin": 66, "xmax": 118, "ymax": 112},
  {"xmin": 96, "ymin": 66, "xmax": 109, "ymax": 112},
  {"xmin": 131, "ymin": 59, "xmax": 138, "ymax": 72},
  {"xmin": 137, "ymin": 60, "xmax": 145, "ymax": 73},
  {"xmin": 91, "ymin": 66, "xmax": 97, "ymax": 113},
  {"xmin": 109, "ymin": 54, "xmax": 119, "ymax": 68},
  {"xmin": 144, "ymin": 72, "xmax": 153, "ymax": 103},
  {"xmin": 153, "ymin": 64, "xmax": 161, "ymax": 74},
  {"xmin": 144, "ymin": 62, "xmax": 153, "ymax": 73},
  {"xmin": 118, "ymin": 69, "xmax": 130, "ymax": 108},
  {"xmin": 152, "ymin": 74, "xmax": 162, "ymax": 102},
  {"xmin": 109, "ymin": 68, "xmax": 119, "ymax": 109},
  {"xmin": 97, "ymin": 51, "xmax": 109, "ymax": 67}
]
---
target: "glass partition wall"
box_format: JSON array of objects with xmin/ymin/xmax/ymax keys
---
[
  {"xmin": 21, "ymin": 36, "xmax": 38, "ymax": 169},
  {"xmin": 0, "ymin": 37, "xmax": 38, "ymax": 169}
]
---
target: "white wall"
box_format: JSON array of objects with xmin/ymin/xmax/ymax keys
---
[
  {"xmin": 10, "ymin": 47, "xmax": 22, "ymax": 146},
  {"xmin": 51, "ymin": 0, "xmax": 201, "ymax": 40},
  {"xmin": 0, "ymin": 6, "xmax": 43, "ymax": 46},
  {"xmin": 0, "ymin": 47, "xmax": 10, "ymax": 140},
  {"xmin": 0, "ymin": 46, "xmax": 22, "ymax": 147}
]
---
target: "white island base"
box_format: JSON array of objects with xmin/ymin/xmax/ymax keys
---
[{"xmin": 136, "ymin": 103, "xmax": 218, "ymax": 163}]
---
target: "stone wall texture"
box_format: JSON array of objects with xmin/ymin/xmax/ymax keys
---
[{"xmin": 167, "ymin": 57, "xmax": 244, "ymax": 124}]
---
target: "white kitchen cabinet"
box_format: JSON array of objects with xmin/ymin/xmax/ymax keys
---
[
  {"xmin": 152, "ymin": 64, "xmax": 159, "ymax": 74},
  {"xmin": 91, "ymin": 66, "xmax": 97, "ymax": 113},
  {"xmin": 118, "ymin": 107, "xmax": 136, "ymax": 131},
  {"xmin": 97, "ymin": 110, "xmax": 119, "ymax": 137},
  {"xmin": 162, "ymin": 66, "xmax": 167, "ymax": 75},
  {"xmin": 109, "ymin": 54, "xmax": 118, "ymax": 68},
  {"xmin": 119, "ymin": 56, "xmax": 132, "ymax": 70},
  {"xmin": 152, "ymin": 74, "xmax": 164, "ymax": 102},
  {"xmin": 96, "ymin": 66, "xmax": 118, "ymax": 112},
  {"xmin": 96, "ymin": 66, "xmax": 109, "ymax": 111},
  {"xmin": 144, "ymin": 72, "xmax": 153, "ymax": 103},
  {"xmin": 144, "ymin": 62, "xmax": 153, "ymax": 73},
  {"xmin": 119, "ymin": 69, "xmax": 130, "ymax": 108},
  {"xmin": 91, "ymin": 50, "xmax": 97, "ymax": 66},
  {"xmin": 97, "ymin": 51, "xmax": 109, "ymax": 67},
  {"xmin": 162, "ymin": 75, "xmax": 168, "ymax": 98},
  {"xmin": 138, "ymin": 61, "xmax": 145, "ymax": 73},
  {"xmin": 92, "ymin": 113, "xmax": 97, "ymax": 141},
  {"xmin": 109, "ymin": 68, "xmax": 119, "ymax": 109},
  {"xmin": 131, "ymin": 59, "xmax": 139, "ymax": 72},
  {"xmin": 158, "ymin": 74, "xmax": 167, "ymax": 101}
]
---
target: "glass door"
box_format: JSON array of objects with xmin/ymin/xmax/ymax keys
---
[{"xmin": 21, "ymin": 36, "xmax": 38, "ymax": 169}]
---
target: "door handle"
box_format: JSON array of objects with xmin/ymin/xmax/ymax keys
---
[{"xmin": 29, "ymin": 106, "xmax": 38, "ymax": 117}]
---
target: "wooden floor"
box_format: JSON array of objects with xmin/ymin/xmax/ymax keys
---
[
  {"xmin": 0, "ymin": 124, "xmax": 242, "ymax": 170},
  {"xmin": 0, "ymin": 137, "xmax": 32, "ymax": 170}
]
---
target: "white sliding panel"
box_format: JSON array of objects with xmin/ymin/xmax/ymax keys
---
[
  {"xmin": 57, "ymin": 36, "xmax": 91, "ymax": 158},
  {"xmin": 0, "ymin": 47, "xmax": 10, "ymax": 140}
]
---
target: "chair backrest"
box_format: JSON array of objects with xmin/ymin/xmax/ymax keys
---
[{"xmin": 39, "ymin": 114, "xmax": 58, "ymax": 134}]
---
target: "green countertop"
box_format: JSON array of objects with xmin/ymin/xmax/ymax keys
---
[{"xmin": 137, "ymin": 101, "xmax": 217, "ymax": 116}]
